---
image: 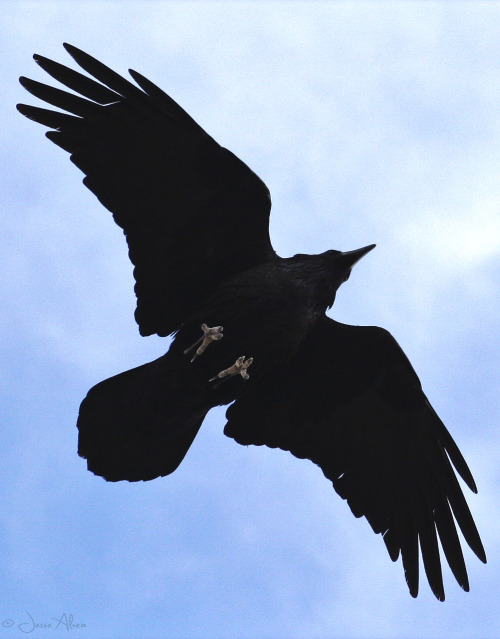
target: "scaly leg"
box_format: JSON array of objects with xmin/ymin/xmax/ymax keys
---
[
  {"xmin": 184, "ymin": 324, "xmax": 223, "ymax": 362},
  {"xmin": 209, "ymin": 356, "xmax": 254, "ymax": 384}
]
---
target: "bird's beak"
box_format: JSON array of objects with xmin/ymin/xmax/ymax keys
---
[{"xmin": 338, "ymin": 244, "xmax": 376, "ymax": 269}]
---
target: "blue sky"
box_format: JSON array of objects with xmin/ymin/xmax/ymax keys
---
[{"xmin": 2, "ymin": 2, "xmax": 499, "ymax": 637}]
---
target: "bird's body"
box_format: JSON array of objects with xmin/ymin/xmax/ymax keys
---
[
  {"xmin": 18, "ymin": 44, "xmax": 486, "ymax": 601},
  {"xmin": 175, "ymin": 253, "xmax": 339, "ymax": 387},
  {"xmin": 79, "ymin": 251, "xmax": 354, "ymax": 481}
]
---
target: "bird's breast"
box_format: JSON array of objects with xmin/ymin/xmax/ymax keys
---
[{"xmin": 171, "ymin": 270, "xmax": 315, "ymax": 401}]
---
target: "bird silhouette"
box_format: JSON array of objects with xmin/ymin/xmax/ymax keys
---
[{"xmin": 17, "ymin": 43, "xmax": 486, "ymax": 601}]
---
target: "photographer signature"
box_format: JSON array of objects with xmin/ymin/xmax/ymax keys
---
[{"xmin": 2, "ymin": 613, "xmax": 86, "ymax": 633}]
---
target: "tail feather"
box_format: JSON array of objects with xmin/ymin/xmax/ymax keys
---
[{"xmin": 77, "ymin": 353, "xmax": 209, "ymax": 482}]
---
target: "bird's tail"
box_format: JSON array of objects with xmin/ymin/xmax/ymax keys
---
[{"xmin": 77, "ymin": 351, "xmax": 211, "ymax": 482}]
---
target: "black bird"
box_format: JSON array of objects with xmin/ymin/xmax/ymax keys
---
[{"xmin": 17, "ymin": 44, "xmax": 486, "ymax": 601}]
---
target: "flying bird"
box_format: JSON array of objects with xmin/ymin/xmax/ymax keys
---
[{"xmin": 17, "ymin": 43, "xmax": 486, "ymax": 601}]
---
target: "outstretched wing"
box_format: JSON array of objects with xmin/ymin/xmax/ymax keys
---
[
  {"xmin": 17, "ymin": 44, "xmax": 274, "ymax": 337},
  {"xmin": 224, "ymin": 316, "xmax": 486, "ymax": 600}
]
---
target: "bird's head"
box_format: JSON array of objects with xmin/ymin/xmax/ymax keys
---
[
  {"xmin": 286, "ymin": 244, "xmax": 376, "ymax": 311},
  {"xmin": 328, "ymin": 243, "xmax": 376, "ymax": 288},
  {"xmin": 324, "ymin": 244, "xmax": 376, "ymax": 308},
  {"xmin": 318, "ymin": 243, "xmax": 376, "ymax": 309}
]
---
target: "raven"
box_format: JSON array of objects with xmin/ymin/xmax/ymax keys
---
[{"xmin": 17, "ymin": 44, "xmax": 486, "ymax": 601}]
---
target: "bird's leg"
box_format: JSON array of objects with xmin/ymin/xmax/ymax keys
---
[
  {"xmin": 209, "ymin": 356, "xmax": 254, "ymax": 385},
  {"xmin": 184, "ymin": 324, "xmax": 223, "ymax": 362}
]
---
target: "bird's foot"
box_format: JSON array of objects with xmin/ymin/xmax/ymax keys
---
[
  {"xmin": 209, "ymin": 356, "xmax": 254, "ymax": 385},
  {"xmin": 184, "ymin": 323, "xmax": 223, "ymax": 362}
]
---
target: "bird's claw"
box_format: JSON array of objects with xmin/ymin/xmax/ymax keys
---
[
  {"xmin": 209, "ymin": 356, "xmax": 254, "ymax": 385},
  {"xmin": 184, "ymin": 323, "xmax": 223, "ymax": 362}
]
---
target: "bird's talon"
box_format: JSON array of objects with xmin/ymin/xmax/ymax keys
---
[
  {"xmin": 184, "ymin": 324, "xmax": 223, "ymax": 362},
  {"xmin": 209, "ymin": 356, "xmax": 253, "ymax": 384}
]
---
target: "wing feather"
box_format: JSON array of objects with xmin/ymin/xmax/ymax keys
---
[
  {"xmin": 18, "ymin": 44, "xmax": 274, "ymax": 336},
  {"xmin": 224, "ymin": 317, "xmax": 486, "ymax": 599}
]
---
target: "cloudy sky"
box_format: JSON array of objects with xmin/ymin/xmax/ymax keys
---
[{"xmin": 2, "ymin": 2, "xmax": 499, "ymax": 638}]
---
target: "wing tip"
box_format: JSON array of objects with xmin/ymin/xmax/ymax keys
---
[
  {"xmin": 458, "ymin": 464, "xmax": 478, "ymax": 495},
  {"xmin": 128, "ymin": 68, "xmax": 142, "ymax": 87},
  {"xmin": 16, "ymin": 103, "xmax": 45, "ymax": 126},
  {"xmin": 477, "ymin": 545, "xmax": 488, "ymax": 564},
  {"xmin": 62, "ymin": 42, "xmax": 83, "ymax": 62},
  {"xmin": 405, "ymin": 575, "xmax": 419, "ymax": 599},
  {"xmin": 32, "ymin": 52, "xmax": 50, "ymax": 66},
  {"xmin": 428, "ymin": 579, "xmax": 445, "ymax": 602}
]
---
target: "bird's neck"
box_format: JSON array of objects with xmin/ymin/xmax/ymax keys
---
[{"xmin": 281, "ymin": 257, "xmax": 337, "ymax": 314}]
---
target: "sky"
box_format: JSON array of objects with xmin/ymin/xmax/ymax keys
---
[{"xmin": 2, "ymin": 2, "xmax": 500, "ymax": 638}]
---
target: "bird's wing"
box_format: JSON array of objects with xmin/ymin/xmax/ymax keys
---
[
  {"xmin": 17, "ymin": 44, "xmax": 274, "ymax": 336},
  {"xmin": 224, "ymin": 316, "xmax": 486, "ymax": 600}
]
